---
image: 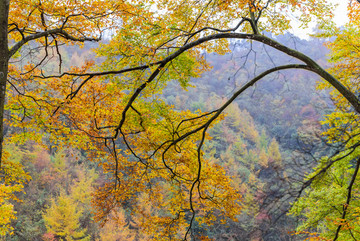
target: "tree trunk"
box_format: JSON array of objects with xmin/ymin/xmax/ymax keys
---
[{"xmin": 0, "ymin": 0, "xmax": 10, "ymax": 167}]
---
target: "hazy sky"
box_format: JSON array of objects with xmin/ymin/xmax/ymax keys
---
[
  {"xmin": 333, "ymin": 0, "xmax": 349, "ymax": 26},
  {"xmin": 291, "ymin": 0, "xmax": 349, "ymax": 38}
]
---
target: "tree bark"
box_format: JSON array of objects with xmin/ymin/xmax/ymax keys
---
[
  {"xmin": 156, "ymin": 32, "xmax": 360, "ymax": 114},
  {"xmin": 0, "ymin": 0, "xmax": 10, "ymax": 167}
]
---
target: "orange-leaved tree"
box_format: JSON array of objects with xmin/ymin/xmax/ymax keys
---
[
  {"xmin": 3, "ymin": 0, "xmax": 360, "ymax": 240},
  {"xmin": 39, "ymin": 0, "xmax": 360, "ymax": 239},
  {"xmin": 0, "ymin": 0, "xmax": 138, "ymax": 236}
]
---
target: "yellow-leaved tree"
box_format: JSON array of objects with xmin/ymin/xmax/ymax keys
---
[
  {"xmin": 2, "ymin": 0, "xmax": 360, "ymax": 240},
  {"xmin": 43, "ymin": 193, "xmax": 89, "ymax": 241},
  {"xmin": 0, "ymin": 0, "xmax": 136, "ymax": 235},
  {"xmin": 0, "ymin": 146, "xmax": 30, "ymax": 236}
]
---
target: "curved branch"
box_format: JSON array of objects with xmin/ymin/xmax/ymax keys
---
[
  {"xmin": 111, "ymin": 64, "xmax": 308, "ymax": 185},
  {"xmin": 176, "ymin": 64, "xmax": 311, "ymax": 238},
  {"xmin": 164, "ymin": 64, "xmax": 310, "ymax": 152},
  {"xmin": 42, "ymin": 32, "xmax": 360, "ymax": 113}
]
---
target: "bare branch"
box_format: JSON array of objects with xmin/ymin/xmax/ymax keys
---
[{"xmin": 9, "ymin": 28, "xmax": 100, "ymax": 58}]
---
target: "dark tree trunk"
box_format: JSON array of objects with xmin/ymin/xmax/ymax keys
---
[{"xmin": 0, "ymin": 0, "xmax": 10, "ymax": 167}]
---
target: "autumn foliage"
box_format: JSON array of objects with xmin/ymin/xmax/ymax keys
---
[
  {"xmin": 1, "ymin": 0, "xmax": 360, "ymax": 240},
  {"xmin": 290, "ymin": 1, "xmax": 360, "ymax": 240}
]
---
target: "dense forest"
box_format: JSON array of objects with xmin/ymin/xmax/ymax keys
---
[{"xmin": 1, "ymin": 0, "xmax": 360, "ymax": 240}]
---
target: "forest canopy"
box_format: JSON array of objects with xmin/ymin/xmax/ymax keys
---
[{"xmin": 0, "ymin": 0, "xmax": 360, "ymax": 240}]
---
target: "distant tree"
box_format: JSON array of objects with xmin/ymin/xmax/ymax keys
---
[
  {"xmin": 43, "ymin": 192, "xmax": 89, "ymax": 241},
  {"xmin": 42, "ymin": 152, "xmax": 97, "ymax": 241}
]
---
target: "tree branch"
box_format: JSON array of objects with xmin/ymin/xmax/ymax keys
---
[
  {"xmin": 333, "ymin": 156, "xmax": 360, "ymax": 241},
  {"xmin": 9, "ymin": 28, "xmax": 100, "ymax": 58},
  {"xmin": 38, "ymin": 32, "xmax": 360, "ymax": 113}
]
